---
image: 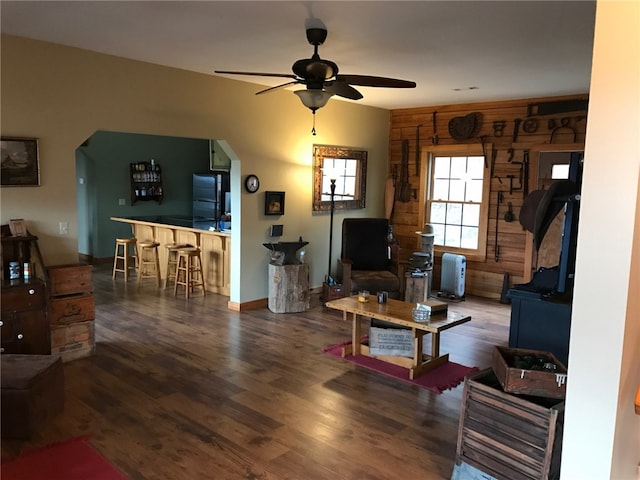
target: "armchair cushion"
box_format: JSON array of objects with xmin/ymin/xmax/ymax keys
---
[{"xmin": 350, "ymin": 270, "xmax": 400, "ymax": 295}]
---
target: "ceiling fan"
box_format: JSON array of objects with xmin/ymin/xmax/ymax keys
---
[{"xmin": 215, "ymin": 27, "xmax": 416, "ymax": 134}]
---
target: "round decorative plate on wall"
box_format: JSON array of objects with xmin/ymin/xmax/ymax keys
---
[{"xmin": 245, "ymin": 174, "xmax": 260, "ymax": 193}]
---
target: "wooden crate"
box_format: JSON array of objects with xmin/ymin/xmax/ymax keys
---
[
  {"xmin": 492, "ymin": 346, "xmax": 567, "ymax": 399},
  {"xmin": 47, "ymin": 264, "xmax": 95, "ymax": 361},
  {"xmin": 323, "ymin": 282, "xmax": 345, "ymax": 302},
  {"xmin": 47, "ymin": 263, "xmax": 93, "ymax": 296},
  {"xmin": 49, "ymin": 293, "xmax": 95, "ymax": 326},
  {"xmin": 456, "ymin": 369, "xmax": 564, "ymax": 480},
  {"xmin": 51, "ymin": 321, "xmax": 95, "ymax": 362}
]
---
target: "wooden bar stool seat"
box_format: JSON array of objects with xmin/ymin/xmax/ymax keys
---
[
  {"xmin": 164, "ymin": 243, "xmax": 191, "ymax": 289},
  {"xmin": 174, "ymin": 247, "xmax": 205, "ymax": 298},
  {"xmin": 112, "ymin": 237, "xmax": 137, "ymax": 280},
  {"xmin": 137, "ymin": 240, "xmax": 161, "ymax": 287}
]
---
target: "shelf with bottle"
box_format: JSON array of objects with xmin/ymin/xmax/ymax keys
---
[{"xmin": 130, "ymin": 160, "xmax": 164, "ymax": 204}]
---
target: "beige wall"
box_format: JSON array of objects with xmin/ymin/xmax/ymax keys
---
[
  {"xmin": 0, "ymin": 34, "xmax": 391, "ymax": 303},
  {"xmin": 562, "ymin": 1, "xmax": 640, "ymax": 479}
]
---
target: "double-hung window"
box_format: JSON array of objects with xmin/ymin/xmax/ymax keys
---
[{"xmin": 424, "ymin": 145, "xmax": 490, "ymax": 262}]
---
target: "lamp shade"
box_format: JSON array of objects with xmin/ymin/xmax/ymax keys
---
[{"xmin": 294, "ymin": 89, "xmax": 334, "ymax": 110}]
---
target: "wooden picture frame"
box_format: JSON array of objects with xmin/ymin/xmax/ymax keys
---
[
  {"xmin": 265, "ymin": 191, "xmax": 285, "ymax": 216},
  {"xmin": 1, "ymin": 137, "xmax": 40, "ymax": 186},
  {"xmin": 9, "ymin": 218, "xmax": 27, "ymax": 236},
  {"xmin": 312, "ymin": 144, "xmax": 367, "ymax": 212}
]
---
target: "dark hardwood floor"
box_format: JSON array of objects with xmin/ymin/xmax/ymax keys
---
[{"xmin": 1, "ymin": 264, "xmax": 511, "ymax": 479}]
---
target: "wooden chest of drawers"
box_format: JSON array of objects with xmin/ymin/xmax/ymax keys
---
[{"xmin": 1, "ymin": 280, "xmax": 51, "ymax": 355}]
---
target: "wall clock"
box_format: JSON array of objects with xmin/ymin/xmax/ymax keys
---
[{"xmin": 245, "ymin": 174, "xmax": 260, "ymax": 193}]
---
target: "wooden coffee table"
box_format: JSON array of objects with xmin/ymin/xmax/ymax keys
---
[{"xmin": 325, "ymin": 295, "xmax": 471, "ymax": 379}]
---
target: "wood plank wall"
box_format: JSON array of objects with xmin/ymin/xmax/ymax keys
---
[{"xmin": 389, "ymin": 93, "xmax": 588, "ymax": 299}]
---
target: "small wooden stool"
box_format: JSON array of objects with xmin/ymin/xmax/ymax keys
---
[
  {"xmin": 164, "ymin": 243, "xmax": 190, "ymax": 289},
  {"xmin": 137, "ymin": 240, "xmax": 161, "ymax": 287},
  {"xmin": 174, "ymin": 247, "xmax": 205, "ymax": 298},
  {"xmin": 112, "ymin": 237, "xmax": 137, "ymax": 280}
]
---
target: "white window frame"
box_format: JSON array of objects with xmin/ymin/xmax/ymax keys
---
[{"xmin": 419, "ymin": 144, "xmax": 491, "ymax": 263}]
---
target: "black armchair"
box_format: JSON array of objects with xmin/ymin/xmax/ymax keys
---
[{"xmin": 338, "ymin": 218, "xmax": 401, "ymax": 298}]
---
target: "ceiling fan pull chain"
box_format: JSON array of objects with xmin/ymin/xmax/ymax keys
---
[{"xmin": 311, "ymin": 111, "xmax": 317, "ymax": 135}]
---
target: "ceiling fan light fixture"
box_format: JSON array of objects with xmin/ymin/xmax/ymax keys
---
[{"xmin": 294, "ymin": 89, "xmax": 334, "ymax": 111}]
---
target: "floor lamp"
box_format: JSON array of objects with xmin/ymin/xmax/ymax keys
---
[{"xmin": 327, "ymin": 178, "xmax": 336, "ymax": 284}]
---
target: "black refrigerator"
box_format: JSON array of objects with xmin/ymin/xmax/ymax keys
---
[{"xmin": 193, "ymin": 172, "xmax": 230, "ymax": 225}]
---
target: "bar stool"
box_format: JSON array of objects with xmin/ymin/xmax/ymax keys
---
[
  {"xmin": 137, "ymin": 240, "xmax": 161, "ymax": 287},
  {"xmin": 112, "ymin": 237, "xmax": 137, "ymax": 280},
  {"xmin": 164, "ymin": 243, "xmax": 191, "ymax": 289},
  {"xmin": 174, "ymin": 247, "xmax": 205, "ymax": 298}
]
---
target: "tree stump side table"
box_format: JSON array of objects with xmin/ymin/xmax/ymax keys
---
[{"xmin": 268, "ymin": 264, "xmax": 310, "ymax": 313}]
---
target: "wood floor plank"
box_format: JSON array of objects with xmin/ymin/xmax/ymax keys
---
[{"xmin": 1, "ymin": 264, "xmax": 511, "ymax": 479}]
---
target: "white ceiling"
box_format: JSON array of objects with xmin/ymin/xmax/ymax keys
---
[{"xmin": 0, "ymin": 1, "xmax": 596, "ymax": 110}]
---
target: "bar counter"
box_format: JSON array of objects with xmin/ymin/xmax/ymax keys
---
[{"xmin": 111, "ymin": 215, "xmax": 230, "ymax": 295}]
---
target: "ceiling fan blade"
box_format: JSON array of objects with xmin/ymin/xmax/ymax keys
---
[
  {"xmin": 324, "ymin": 81, "xmax": 363, "ymax": 100},
  {"xmin": 215, "ymin": 70, "xmax": 298, "ymax": 80},
  {"xmin": 255, "ymin": 81, "xmax": 302, "ymax": 95},
  {"xmin": 336, "ymin": 74, "xmax": 416, "ymax": 88}
]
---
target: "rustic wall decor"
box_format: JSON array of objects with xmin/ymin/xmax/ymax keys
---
[{"xmin": 389, "ymin": 93, "xmax": 588, "ymax": 299}]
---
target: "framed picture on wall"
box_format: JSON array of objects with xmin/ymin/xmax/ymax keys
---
[
  {"xmin": 1, "ymin": 137, "xmax": 40, "ymax": 186},
  {"xmin": 9, "ymin": 218, "xmax": 27, "ymax": 236},
  {"xmin": 265, "ymin": 191, "xmax": 285, "ymax": 216}
]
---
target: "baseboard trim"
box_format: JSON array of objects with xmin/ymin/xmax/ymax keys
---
[{"xmin": 227, "ymin": 298, "xmax": 268, "ymax": 311}]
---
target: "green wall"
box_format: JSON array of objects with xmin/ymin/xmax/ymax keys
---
[{"xmin": 76, "ymin": 130, "xmax": 211, "ymax": 258}]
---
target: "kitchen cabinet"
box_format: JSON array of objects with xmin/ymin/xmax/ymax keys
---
[
  {"xmin": 130, "ymin": 161, "xmax": 163, "ymax": 204},
  {"xmin": 210, "ymin": 140, "xmax": 231, "ymax": 170}
]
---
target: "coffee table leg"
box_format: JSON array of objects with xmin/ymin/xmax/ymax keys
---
[
  {"xmin": 410, "ymin": 331, "xmax": 448, "ymax": 379},
  {"xmin": 340, "ymin": 312, "xmax": 359, "ymax": 357},
  {"xmin": 431, "ymin": 332, "xmax": 440, "ymax": 358},
  {"xmin": 413, "ymin": 330, "xmax": 424, "ymax": 369},
  {"xmin": 352, "ymin": 312, "xmax": 361, "ymax": 356}
]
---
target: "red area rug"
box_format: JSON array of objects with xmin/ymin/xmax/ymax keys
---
[
  {"xmin": 1, "ymin": 436, "xmax": 127, "ymax": 480},
  {"xmin": 322, "ymin": 340, "xmax": 478, "ymax": 394}
]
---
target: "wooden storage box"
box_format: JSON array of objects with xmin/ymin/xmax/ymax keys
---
[
  {"xmin": 51, "ymin": 320, "xmax": 95, "ymax": 362},
  {"xmin": 1, "ymin": 354, "xmax": 64, "ymax": 439},
  {"xmin": 49, "ymin": 293, "xmax": 95, "ymax": 326},
  {"xmin": 323, "ymin": 282, "xmax": 345, "ymax": 302},
  {"xmin": 47, "ymin": 263, "xmax": 93, "ymax": 296},
  {"xmin": 492, "ymin": 346, "xmax": 567, "ymax": 399},
  {"xmin": 456, "ymin": 368, "xmax": 564, "ymax": 480},
  {"xmin": 47, "ymin": 263, "xmax": 95, "ymax": 361}
]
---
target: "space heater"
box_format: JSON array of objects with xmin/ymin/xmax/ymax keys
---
[{"xmin": 440, "ymin": 253, "xmax": 466, "ymax": 298}]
